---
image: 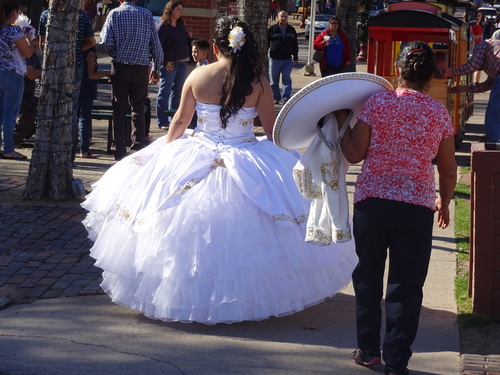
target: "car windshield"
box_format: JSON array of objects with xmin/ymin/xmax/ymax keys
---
[{"xmin": 308, "ymin": 14, "xmax": 331, "ymax": 22}]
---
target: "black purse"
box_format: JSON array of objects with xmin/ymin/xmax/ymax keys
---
[{"xmin": 313, "ymin": 49, "xmax": 324, "ymax": 63}]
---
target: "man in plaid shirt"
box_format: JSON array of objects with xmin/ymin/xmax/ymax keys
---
[
  {"xmin": 100, "ymin": 0, "xmax": 163, "ymax": 160},
  {"xmin": 445, "ymin": 39, "xmax": 500, "ymax": 142}
]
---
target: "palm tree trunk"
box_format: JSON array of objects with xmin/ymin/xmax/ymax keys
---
[{"xmin": 23, "ymin": 0, "xmax": 80, "ymax": 201}]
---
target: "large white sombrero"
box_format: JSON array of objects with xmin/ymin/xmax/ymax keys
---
[{"xmin": 273, "ymin": 72, "xmax": 394, "ymax": 150}]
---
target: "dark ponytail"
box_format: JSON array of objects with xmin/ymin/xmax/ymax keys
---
[
  {"xmin": 396, "ymin": 41, "xmax": 435, "ymax": 91},
  {"xmin": 213, "ymin": 16, "xmax": 263, "ymax": 128},
  {"xmin": 0, "ymin": 0, "xmax": 20, "ymax": 27}
]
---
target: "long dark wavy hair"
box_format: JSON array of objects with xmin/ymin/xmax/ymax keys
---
[
  {"xmin": 0, "ymin": 0, "xmax": 20, "ymax": 28},
  {"xmin": 160, "ymin": 0, "xmax": 185, "ymax": 28},
  {"xmin": 395, "ymin": 41, "xmax": 435, "ymax": 91},
  {"xmin": 214, "ymin": 16, "xmax": 263, "ymax": 128}
]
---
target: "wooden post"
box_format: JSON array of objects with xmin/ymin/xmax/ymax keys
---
[{"xmin": 470, "ymin": 143, "xmax": 500, "ymax": 317}]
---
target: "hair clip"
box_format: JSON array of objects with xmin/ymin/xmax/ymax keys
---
[{"xmin": 407, "ymin": 48, "xmax": 423, "ymax": 57}]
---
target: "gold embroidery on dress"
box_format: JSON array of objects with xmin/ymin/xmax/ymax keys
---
[
  {"xmin": 171, "ymin": 178, "xmax": 202, "ymax": 196},
  {"xmin": 302, "ymin": 167, "xmax": 322, "ymax": 198},
  {"xmin": 271, "ymin": 213, "xmax": 308, "ymax": 225},
  {"xmin": 334, "ymin": 229, "xmax": 352, "ymax": 241},
  {"xmin": 320, "ymin": 160, "xmax": 339, "ymax": 191},
  {"xmin": 131, "ymin": 156, "xmax": 144, "ymax": 166},
  {"xmin": 240, "ymin": 137, "xmax": 257, "ymax": 143},
  {"xmin": 239, "ymin": 118, "xmax": 254, "ymax": 127},
  {"xmin": 210, "ymin": 158, "xmax": 226, "ymax": 169},
  {"xmin": 115, "ymin": 203, "xmax": 147, "ymax": 226},
  {"xmin": 197, "ymin": 115, "xmax": 207, "ymax": 124},
  {"xmin": 306, "ymin": 227, "xmax": 332, "ymax": 245},
  {"xmin": 294, "ymin": 170, "xmax": 304, "ymax": 193}
]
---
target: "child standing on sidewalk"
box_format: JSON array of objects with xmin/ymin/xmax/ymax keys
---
[
  {"xmin": 188, "ymin": 38, "xmax": 210, "ymax": 129},
  {"xmin": 77, "ymin": 47, "xmax": 110, "ymax": 158}
]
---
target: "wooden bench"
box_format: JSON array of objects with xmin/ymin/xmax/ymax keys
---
[
  {"xmin": 92, "ymin": 80, "xmax": 178, "ymax": 154},
  {"xmin": 91, "ymin": 103, "xmax": 132, "ymax": 154},
  {"xmin": 291, "ymin": 7, "xmax": 310, "ymax": 20}
]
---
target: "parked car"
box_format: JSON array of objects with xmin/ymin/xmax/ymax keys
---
[
  {"xmin": 478, "ymin": 6, "xmax": 498, "ymax": 20},
  {"xmin": 369, "ymin": 2, "xmax": 385, "ymax": 17},
  {"xmin": 304, "ymin": 14, "xmax": 332, "ymax": 40}
]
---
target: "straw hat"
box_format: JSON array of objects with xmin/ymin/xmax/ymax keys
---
[{"xmin": 273, "ymin": 72, "xmax": 393, "ymax": 150}]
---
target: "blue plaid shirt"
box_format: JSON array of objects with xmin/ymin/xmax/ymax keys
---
[
  {"xmin": 100, "ymin": 2, "xmax": 163, "ymax": 72},
  {"xmin": 452, "ymin": 39, "xmax": 500, "ymax": 92},
  {"xmin": 39, "ymin": 9, "xmax": 94, "ymax": 73}
]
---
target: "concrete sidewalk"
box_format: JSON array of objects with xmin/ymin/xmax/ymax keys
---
[{"xmin": 0, "ymin": 31, "xmax": 490, "ymax": 374}]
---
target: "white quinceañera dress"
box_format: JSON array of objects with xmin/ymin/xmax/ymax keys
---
[{"xmin": 82, "ymin": 102, "xmax": 357, "ymax": 324}]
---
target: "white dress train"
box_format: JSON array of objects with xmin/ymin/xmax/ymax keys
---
[{"xmin": 82, "ymin": 102, "xmax": 357, "ymax": 324}]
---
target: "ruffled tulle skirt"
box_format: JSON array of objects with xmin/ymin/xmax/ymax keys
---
[{"xmin": 82, "ymin": 134, "xmax": 357, "ymax": 324}]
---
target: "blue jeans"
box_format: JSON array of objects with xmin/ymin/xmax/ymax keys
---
[
  {"xmin": 72, "ymin": 70, "xmax": 83, "ymax": 160},
  {"xmin": 485, "ymin": 75, "xmax": 500, "ymax": 142},
  {"xmin": 0, "ymin": 70, "xmax": 24, "ymax": 154},
  {"xmin": 78, "ymin": 98, "xmax": 93, "ymax": 153},
  {"xmin": 269, "ymin": 58, "xmax": 293, "ymax": 101},
  {"xmin": 156, "ymin": 62, "xmax": 187, "ymax": 127}
]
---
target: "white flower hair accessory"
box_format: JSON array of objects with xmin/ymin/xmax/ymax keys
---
[
  {"xmin": 15, "ymin": 13, "xmax": 36, "ymax": 41},
  {"xmin": 228, "ymin": 26, "xmax": 246, "ymax": 53}
]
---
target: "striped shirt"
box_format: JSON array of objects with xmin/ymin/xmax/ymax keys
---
[
  {"xmin": 100, "ymin": 2, "xmax": 163, "ymax": 73},
  {"xmin": 452, "ymin": 39, "xmax": 500, "ymax": 92},
  {"xmin": 39, "ymin": 9, "xmax": 94, "ymax": 72}
]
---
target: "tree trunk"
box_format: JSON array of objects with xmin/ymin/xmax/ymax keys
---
[
  {"xmin": 237, "ymin": 0, "xmax": 269, "ymax": 73},
  {"xmin": 336, "ymin": 0, "xmax": 358, "ymax": 72},
  {"xmin": 23, "ymin": 0, "xmax": 80, "ymax": 201}
]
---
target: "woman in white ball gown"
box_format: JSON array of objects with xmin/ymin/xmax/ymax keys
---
[{"xmin": 82, "ymin": 16, "xmax": 357, "ymax": 325}]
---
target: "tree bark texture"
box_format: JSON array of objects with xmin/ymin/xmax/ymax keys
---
[
  {"xmin": 237, "ymin": 0, "xmax": 269, "ymax": 74},
  {"xmin": 23, "ymin": 0, "xmax": 80, "ymax": 201},
  {"xmin": 336, "ymin": 0, "xmax": 358, "ymax": 72}
]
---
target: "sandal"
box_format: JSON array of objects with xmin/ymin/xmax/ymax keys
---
[
  {"xmin": 78, "ymin": 152, "xmax": 98, "ymax": 159},
  {"xmin": 2, "ymin": 151, "xmax": 27, "ymax": 160}
]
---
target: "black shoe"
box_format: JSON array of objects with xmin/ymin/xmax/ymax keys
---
[
  {"xmin": 385, "ymin": 365, "xmax": 409, "ymax": 375},
  {"xmin": 130, "ymin": 143, "xmax": 145, "ymax": 151},
  {"xmin": 114, "ymin": 150, "xmax": 128, "ymax": 161},
  {"xmin": 282, "ymin": 97, "xmax": 290, "ymax": 104},
  {"xmin": 273, "ymin": 99, "xmax": 280, "ymax": 105},
  {"xmin": 352, "ymin": 348, "xmax": 381, "ymax": 367}
]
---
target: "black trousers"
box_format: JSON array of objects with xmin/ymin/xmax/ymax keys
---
[
  {"xmin": 352, "ymin": 197, "xmax": 434, "ymax": 369},
  {"xmin": 111, "ymin": 62, "xmax": 149, "ymax": 159},
  {"xmin": 321, "ymin": 64, "xmax": 343, "ymax": 77},
  {"xmin": 14, "ymin": 95, "xmax": 38, "ymax": 144}
]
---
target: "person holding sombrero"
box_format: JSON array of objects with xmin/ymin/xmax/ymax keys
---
[
  {"xmin": 340, "ymin": 42, "xmax": 457, "ymax": 375},
  {"xmin": 313, "ymin": 15, "xmax": 352, "ymax": 77}
]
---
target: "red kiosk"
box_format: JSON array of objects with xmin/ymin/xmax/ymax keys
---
[{"xmin": 366, "ymin": 2, "xmax": 473, "ymax": 146}]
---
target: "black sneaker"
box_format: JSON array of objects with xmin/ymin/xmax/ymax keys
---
[
  {"xmin": 352, "ymin": 348, "xmax": 381, "ymax": 367},
  {"xmin": 385, "ymin": 365, "xmax": 409, "ymax": 375}
]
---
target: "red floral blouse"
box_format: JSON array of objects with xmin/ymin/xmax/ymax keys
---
[{"xmin": 354, "ymin": 88, "xmax": 454, "ymax": 210}]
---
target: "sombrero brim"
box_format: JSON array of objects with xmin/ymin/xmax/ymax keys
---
[{"xmin": 273, "ymin": 72, "xmax": 394, "ymax": 150}]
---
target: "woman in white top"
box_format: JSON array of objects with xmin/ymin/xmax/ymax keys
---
[{"xmin": 0, "ymin": 0, "xmax": 35, "ymax": 159}]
